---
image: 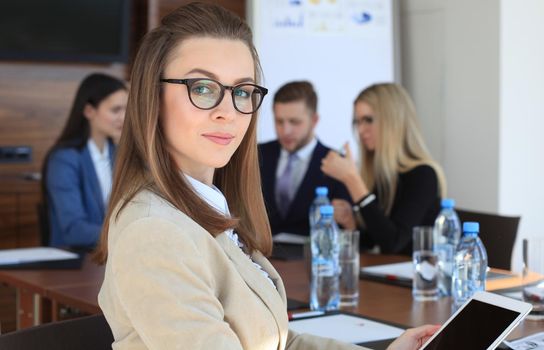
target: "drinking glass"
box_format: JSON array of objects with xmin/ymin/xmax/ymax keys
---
[
  {"xmin": 412, "ymin": 226, "xmax": 439, "ymax": 301},
  {"xmin": 338, "ymin": 230, "xmax": 360, "ymax": 308},
  {"xmin": 522, "ymin": 237, "xmax": 544, "ymax": 320}
]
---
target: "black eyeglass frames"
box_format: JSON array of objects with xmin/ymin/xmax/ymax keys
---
[{"xmin": 160, "ymin": 78, "xmax": 268, "ymax": 115}]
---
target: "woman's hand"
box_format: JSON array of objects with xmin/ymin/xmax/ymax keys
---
[
  {"xmin": 321, "ymin": 143, "xmax": 370, "ymax": 202},
  {"xmin": 386, "ymin": 325, "xmax": 441, "ymax": 350},
  {"xmin": 320, "ymin": 143, "xmax": 359, "ymax": 183},
  {"xmin": 332, "ymin": 199, "xmax": 356, "ymax": 230}
]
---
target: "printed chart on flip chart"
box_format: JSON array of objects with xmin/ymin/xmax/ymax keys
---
[{"xmin": 249, "ymin": 0, "xmax": 398, "ymax": 154}]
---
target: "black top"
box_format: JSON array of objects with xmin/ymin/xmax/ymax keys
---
[
  {"xmin": 258, "ymin": 140, "xmax": 351, "ymax": 236},
  {"xmin": 358, "ymin": 165, "xmax": 441, "ymax": 255}
]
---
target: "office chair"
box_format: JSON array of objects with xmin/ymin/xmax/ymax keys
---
[
  {"xmin": 37, "ymin": 202, "xmax": 50, "ymax": 246},
  {"xmin": 0, "ymin": 314, "xmax": 113, "ymax": 350},
  {"xmin": 456, "ymin": 209, "xmax": 520, "ymax": 270}
]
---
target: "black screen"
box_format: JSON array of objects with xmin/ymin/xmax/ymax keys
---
[
  {"xmin": 424, "ymin": 300, "xmax": 520, "ymax": 350},
  {"xmin": 0, "ymin": 0, "xmax": 129, "ymax": 63}
]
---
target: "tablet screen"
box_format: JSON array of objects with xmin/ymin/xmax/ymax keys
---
[{"xmin": 423, "ymin": 299, "xmax": 520, "ymax": 349}]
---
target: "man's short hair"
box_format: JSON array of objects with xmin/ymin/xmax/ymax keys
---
[{"xmin": 273, "ymin": 81, "xmax": 317, "ymax": 114}]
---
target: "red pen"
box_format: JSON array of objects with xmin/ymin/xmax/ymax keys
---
[{"xmin": 385, "ymin": 274, "xmax": 398, "ymax": 281}]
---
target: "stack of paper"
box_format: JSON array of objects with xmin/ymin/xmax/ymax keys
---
[{"xmin": 0, "ymin": 247, "xmax": 79, "ymax": 267}]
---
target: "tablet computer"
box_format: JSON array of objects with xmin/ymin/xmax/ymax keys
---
[{"xmin": 421, "ymin": 291, "xmax": 532, "ymax": 350}]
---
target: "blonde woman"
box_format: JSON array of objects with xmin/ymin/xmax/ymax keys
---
[
  {"xmin": 96, "ymin": 4, "xmax": 438, "ymax": 349},
  {"xmin": 321, "ymin": 83, "xmax": 445, "ymax": 255}
]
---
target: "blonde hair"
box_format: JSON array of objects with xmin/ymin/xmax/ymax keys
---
[
  {"xmin": 355, "ymin": 83, "xmax": 446, "ymax": 215},
  {"xmin": 95, "ymin": 2, "xmax": 271, "ymax": 263}
]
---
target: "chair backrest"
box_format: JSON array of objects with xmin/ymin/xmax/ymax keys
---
[
  {"xmin": 456, "ymin": 209, "xmax": 520, "ymax": 270},
  {"xmin": 37, "ymin": 202, "xmax": 50, "ymax": 246},
  {"xmin": 0, "ymin": 314, "xmax": 113, "ymax": 350}
]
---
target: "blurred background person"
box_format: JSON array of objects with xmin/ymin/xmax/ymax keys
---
[
  {"xmin": 259, "ymin": 81, "xmax": 350, "ymax": 236},
  {"xmin": 41, "ymin": 73, "xmax": 127, "ymax": 250},
  {"xmin": 321, "ymin": 83, "xmax": 445, "ymax": 255}
]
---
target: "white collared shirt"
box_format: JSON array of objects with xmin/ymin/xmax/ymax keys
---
[
  {"xmin": 87, "ymin": 139, "xmax": 112, "ymax": 206},
  {"xmin": 184, "ymin": 174, "xmax": 275, "ymax": 287},
  {"xmin": 275, "ymin": 137, "xmax": 317, "ymax": 198}
]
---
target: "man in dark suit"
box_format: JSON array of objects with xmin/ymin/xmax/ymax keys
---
[{"xmin": 258, "ymin": 81, "xmax": 351, "ymax": 236}]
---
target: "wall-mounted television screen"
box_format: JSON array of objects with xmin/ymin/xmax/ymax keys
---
[{"xmin": 0, "ymin": 0, "xmax": 130, "ymax": 63}]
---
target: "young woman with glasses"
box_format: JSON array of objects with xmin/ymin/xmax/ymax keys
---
[
  {"xmin": 321, "ymin": 83, "xmax": 446, "ymax": 255},
  {"xmin": 95, "ymin": 3, "xmax": 438, "ymax": 349}
]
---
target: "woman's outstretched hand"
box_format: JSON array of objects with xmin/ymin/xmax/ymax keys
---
[
  {"xmin": 321, "ymin": 142, "xmax": 358, "ymax": 183},
  {"xmin": 386, "ymin": 325, "xmax": 441, "ymax": 350},
  {"xmin": 321, "ymin": 142, "xmax": 370, "ymax": 202}
]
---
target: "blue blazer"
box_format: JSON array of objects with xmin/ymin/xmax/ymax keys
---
[
  {"xmin": 258, "ymin": 140, "xmax": 351, "ymax": 236},
  {"xmin": 46, "ymin": 141, "xmax": 115, "ymax": 248}
]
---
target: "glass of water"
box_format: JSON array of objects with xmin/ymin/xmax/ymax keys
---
[
  {"xmin": 412, "ymin": 226, "xmax": 439, "ymax": 301},
  {"xmin": 339, "ymin": 229, "xmax": 360, "ymax": 308},
  {"xmin": 522, "ymin": 237, "xmax": 544, "ymax": 320}
]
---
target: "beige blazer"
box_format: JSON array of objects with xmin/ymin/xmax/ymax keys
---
[{"xmin": 99, "ymin": 190, "xmax": 367, "ymax": 350}]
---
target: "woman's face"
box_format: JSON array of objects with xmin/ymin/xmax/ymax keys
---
[
  {"xmin": 353, "ymin": 101, "xmax": 378, "ymax": 151},
  {"xmin": 160, "ymin": 37, "xmax": 255, "ymax": 182},
  {"xmin": 85, "ymin": 89, "xmax": 128, "ymax": 143}
]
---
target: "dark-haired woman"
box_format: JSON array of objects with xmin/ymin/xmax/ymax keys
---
[{"xmin": 42, "ymin": 73, "xmax": 127, "ymax": 249}]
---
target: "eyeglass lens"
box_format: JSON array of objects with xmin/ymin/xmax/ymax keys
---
[{"xmin": 189, "ymin": 79, "xmax": 264, "ymax": 114}]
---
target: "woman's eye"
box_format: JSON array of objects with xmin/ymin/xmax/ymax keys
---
[
  {"xmin": 192, "ymin": 85, "xmax": 213, "ymax": 95},
  {"xmin": 234, "ymin": 87, "xmax": 252, "ymax": 99},
  {"xmin": 353, "ymin": 116, "xmax": 374, "ymax": 126}
]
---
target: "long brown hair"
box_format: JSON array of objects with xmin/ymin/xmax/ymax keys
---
[
  {"xmin": 354, "ymin": 83, "xmax": 446, "ymax": 215},
  {"xmin": 95, "ymin": 2, "xmax": 272, "ymax": 263}
]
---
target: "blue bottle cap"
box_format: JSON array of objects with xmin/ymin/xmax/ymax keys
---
[
  {"xmin": 315, "ymin": 187, "xmax": 328, "ymax": 196},
  {"xmin": 319, "ymin": 205, "xmax": 334, "ymax": 215},
  {"xmin": 463, "ymin": 221, "xmax": 479, "ymax": 234},
  {"xmin": 441, "ymin": 198, "xmax": 455, "ymax": 209}
]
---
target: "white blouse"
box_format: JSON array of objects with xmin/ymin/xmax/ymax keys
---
[
  {"xmin": 87, "ymin": 139, "xmax": 112, "ymax": 205},
  {"xmin": 184, "ymin": 174, "xmax": 275, "ymax": 287}
]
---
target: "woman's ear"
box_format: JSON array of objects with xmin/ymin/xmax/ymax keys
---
[{"xmin": 83, "ymin": 103, "xmax": 96, "ymax": 121}]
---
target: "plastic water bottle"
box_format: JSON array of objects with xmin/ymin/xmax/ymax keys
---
[
  {"xmin": 433, "ymin": 198, "xmax": 461, "ymax": 296},
  {"xmin": 309, "ymin": 187, "xmax": 330, "ymax": 229},
  {"xmin": 310, "ymin": 205, "xmax": 340, "ymax": 311},
  {"xmin": 452, "ymin": 222, "xmax": 488, "ymax": 308}
]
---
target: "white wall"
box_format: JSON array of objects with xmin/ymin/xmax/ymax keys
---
[
  {"xmin": 499, "ymin": 0, "xmax": 544, "ymax": 271},
  {"xmin": 442, "ymin": 0, "xmax": 501, "ymax": 212},
  {"xmin": 399, "ymin": 0, "xmax": 445, "ymax": 165},
  {"xmin": 401, "ymin": 0, "xmax": 501, "ymax": 210}
]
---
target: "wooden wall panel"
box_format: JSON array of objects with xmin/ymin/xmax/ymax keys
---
[
  {"xmin": 0, "ymin": 63, "xmax": 125, "ymax": 176},
  {"xmin": 157, "ymin": 0, "xmax": 246, "ymax": 23}
]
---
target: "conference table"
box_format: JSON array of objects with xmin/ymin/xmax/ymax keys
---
[
  {"xmin": 0, "ymin": 257, "xmax": 103, "ymax": 328},
  {"xmin": 0, "ymin": 253, "xmax": 542, "ymax": 343}
]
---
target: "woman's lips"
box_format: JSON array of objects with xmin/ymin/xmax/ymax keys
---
[{"xmin": 202, "ymin": 133, "xmax": 235, "ymax": 145}]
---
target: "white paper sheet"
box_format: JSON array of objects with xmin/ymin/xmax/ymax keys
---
[
  {"xmin": 361, "ymin": 261, "xmax": 516, "ymax": 283},
  {"xmin": 361, "ymin": 261, "xmax": 413, "ymax": 280},
  {"xmin": 505, "ymin": 331, "xmax": 544, "ymax": 349},
  {"xmin": 289, "ymin": 314, "xmax": 404, "ymax": 344},
  {"xmin": 0, "ymin": 247, "xmax": 79, "ymax": 265},
  {"xmin": 273, "ymin": 232, "xmax": 308, "ymax": 245},
  {"xmin": 500, "ymin": 291, "xmax": 523, "ymax": 300}
]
